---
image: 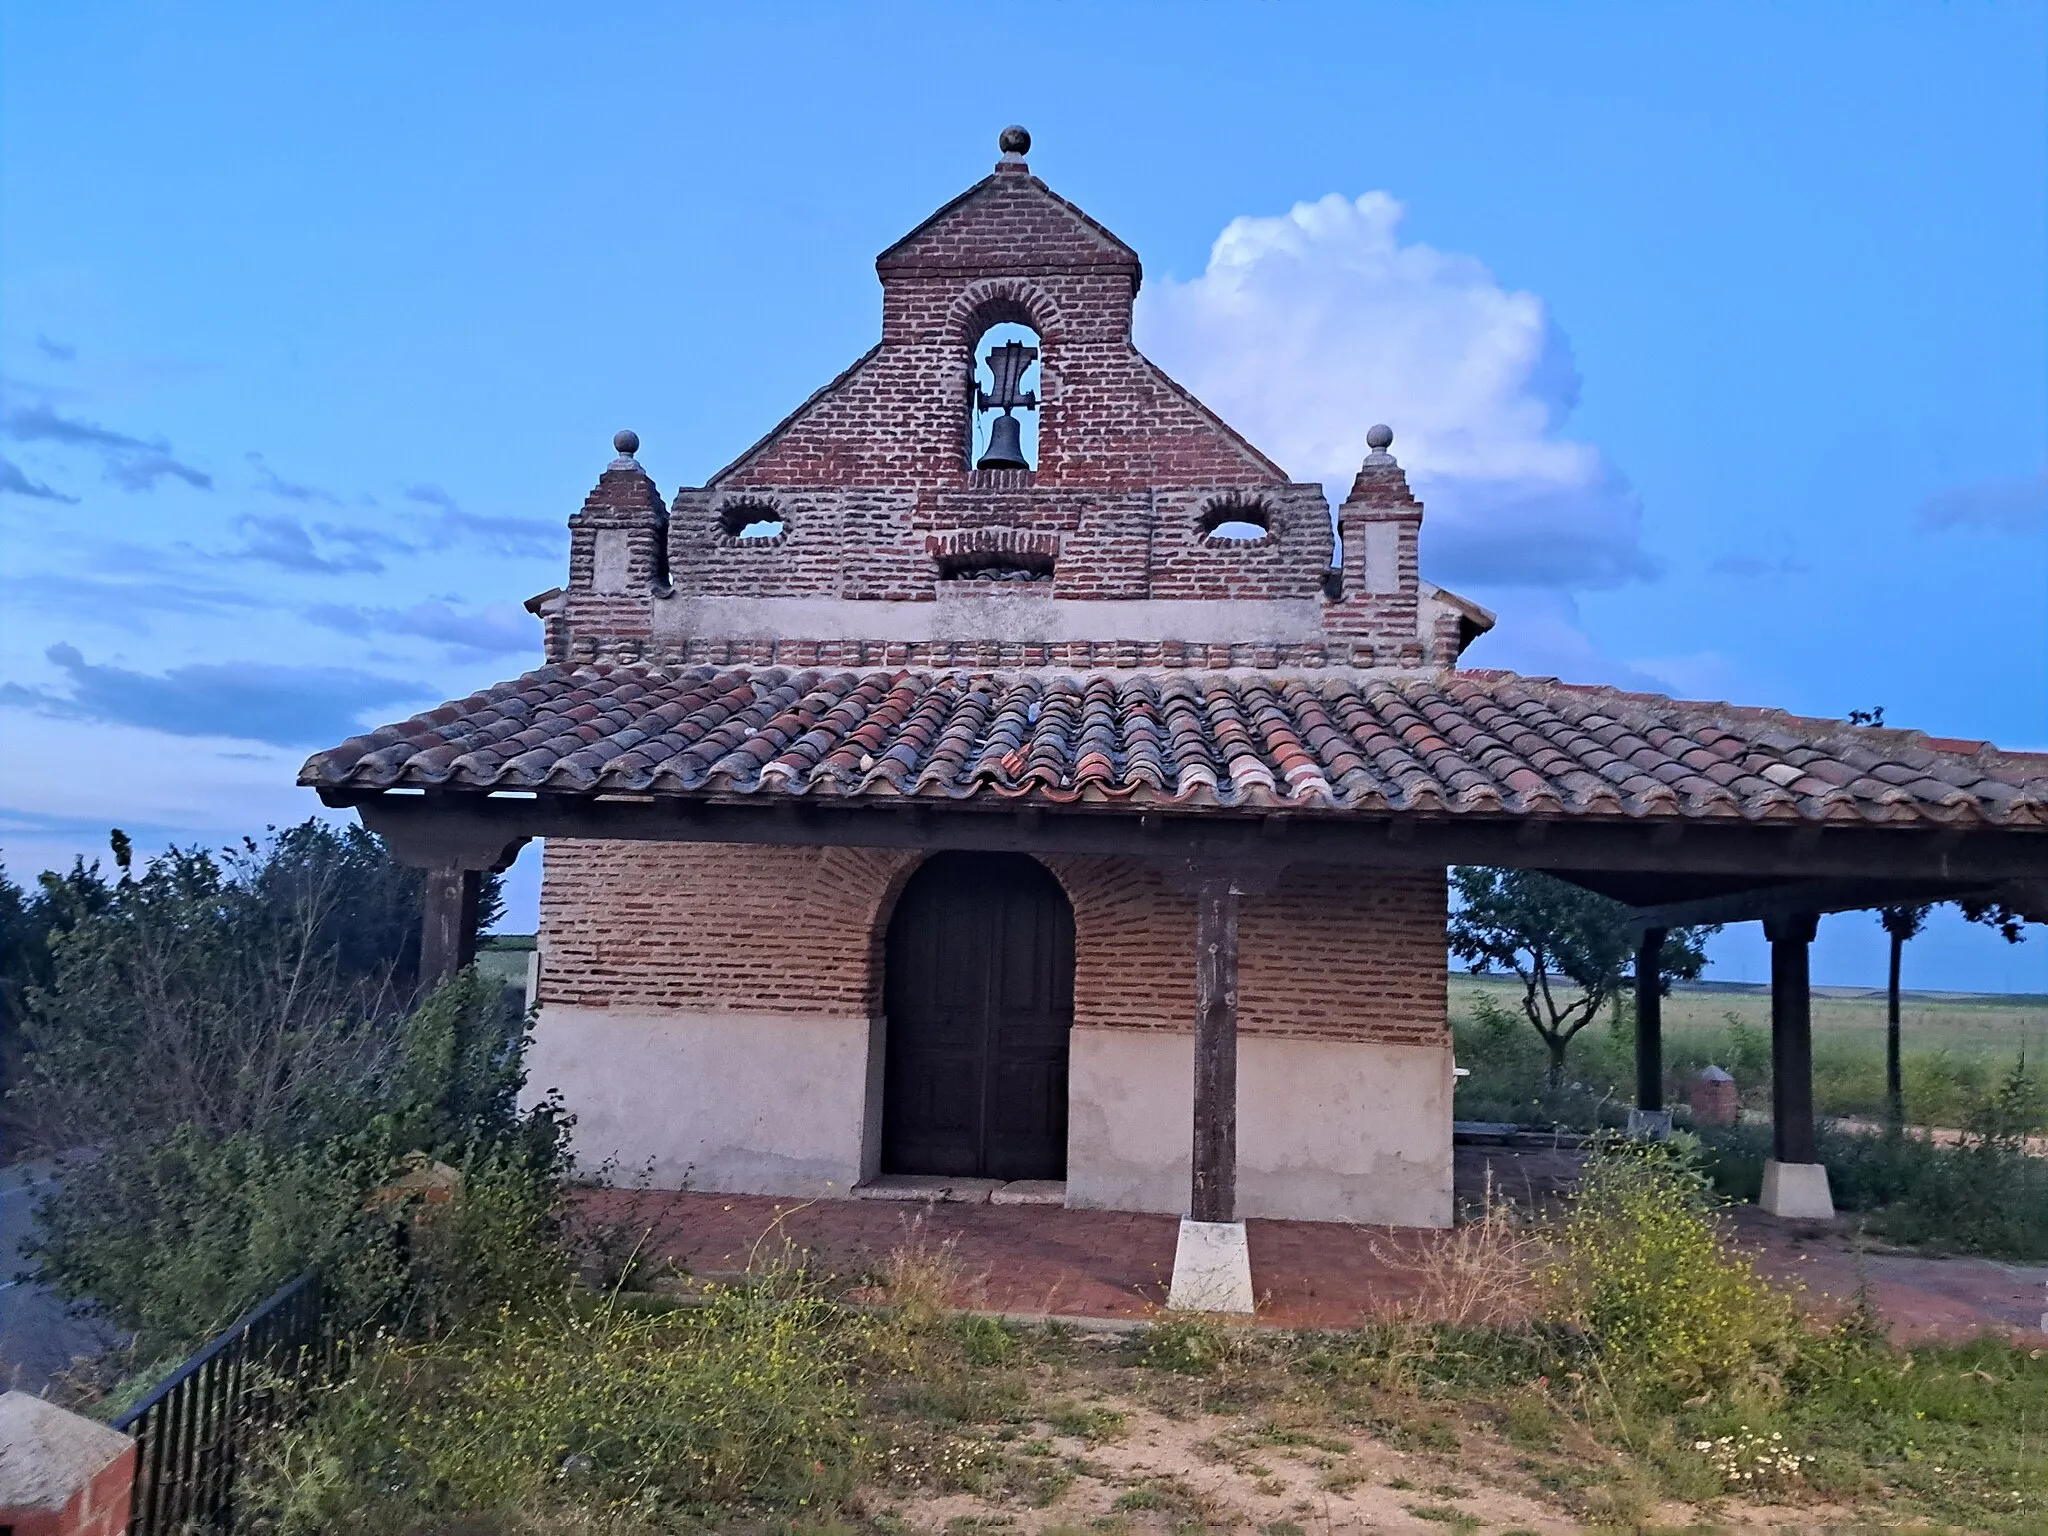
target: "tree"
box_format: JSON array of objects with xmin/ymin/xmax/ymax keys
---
[
  {"xmin": 13, "ymin": 823, "xmax": 533, "ymax": 1353},
  {"xmin": 0, "ymin": 852, "xmax": 118, "ymax": 1138},
  {"xmin": 1877, "ymin": 904, "xmax": 1930, "ymax": 1125},
  {"xmin": 1877, "ymin": 897, "xmax": 2030, "ymax": 1126},
  {"xmin": 10, "ymin": 820, "xmax": 504, "ymax": 1151},
  {"xmin": 1449, "ymin": 866, "xmax": 1713, "ymax": 1088}
]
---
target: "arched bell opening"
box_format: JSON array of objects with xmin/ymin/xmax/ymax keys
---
[
  {"xmin": 880, "ymin": 852, "xmax": 1074, "ymax": 1180},
  {"xmin": 967, "ymin": 320, "xmax": 1042, "ymax": 472}
]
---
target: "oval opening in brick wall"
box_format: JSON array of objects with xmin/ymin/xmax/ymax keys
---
[
  {"xmin": 1199, "ymin": 497, "xmax": 1273, "ymax": 543},
  {"xmin": 716, "ymin": 501, "xmax": 787, "ymax": 541}
]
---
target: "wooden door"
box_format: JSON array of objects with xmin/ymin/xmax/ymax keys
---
[{"xmin": 881, "ymin": 853, "xmax": 1074, "ymax": 1180}]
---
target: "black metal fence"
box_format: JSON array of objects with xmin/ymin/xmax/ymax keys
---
[{"xmin": 111, "ymin": 1271, "xmax": 337, "ymax": 1535}]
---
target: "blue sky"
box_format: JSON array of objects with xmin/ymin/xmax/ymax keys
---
[{"xmin": 2, "ymin": 2, "xmax": 2043, "ymax": 990}]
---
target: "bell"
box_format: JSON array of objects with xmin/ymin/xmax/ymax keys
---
[{"xmin": 978, "ymin": 411, "xmax": 1028, "ymax": 470}]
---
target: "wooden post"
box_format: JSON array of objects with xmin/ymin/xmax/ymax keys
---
[
  {"xmin": 420, "ymin": 865, "xmax": 482, "ymax": 988},
  {"xmin": 1764, "ymin": 911, "xmax": 1819, "ymax": 1165},
  {"xmin": 1191, "ymin": 875, "xmax": 1240, "ymax": 1224},
  {"xmin": 1634, "ymin": 927, "xmax": 1666, "ymax": 1111}
]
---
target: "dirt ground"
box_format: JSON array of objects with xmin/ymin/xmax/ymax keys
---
[{"xmin": 855, "ymin": 1334, "xmax": 1847, "ymax": 1535}]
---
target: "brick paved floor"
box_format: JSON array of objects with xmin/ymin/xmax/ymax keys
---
[{"xmin": 575, "ymin": 1146, "xmax": 2048, "ymax": 1341}]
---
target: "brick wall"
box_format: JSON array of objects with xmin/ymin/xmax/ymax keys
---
[
  {"xmin": 539, "ymin": 150, "xmax": 1485, "ymax": 671},
  {"xmin": 539, "ymin": 840, "xmax": 918, "ymax": 1014},
  {"xmin": 539, "ymin": 843, "xmax": 1446, "ymax": 1048},
  {"xmin": 1044, "ymin": 857, "xmax": 1446, "ymax": 1045}
]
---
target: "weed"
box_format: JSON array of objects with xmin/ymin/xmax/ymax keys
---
[
  {"xmin": 956, "ymin": 1313, "xmax": 1019, "ymax": 1367},
  {"xmin": 1045, "ymin": 1401, "xmax": 1127, "ymax": 1442},
  {"xmin": 1499, "ymin": 1389, "xmax": 1557, "ymax": 1448},
  {"xmin": 1373, "ymin": 1166, "xmax": 1543, "ymax": 1327},
  {"xmin": 879, "ymin": 1215, "xmax": 972, "ymax": 1323},
  {"xmin": 246, "ymin": 1260, "xmax": 868, "ymax": 1528},
  {"xmin": 1547, "ymin": 1138, "xmax": 1800, "ymax": 1404},
  {"xmin": 1404, "ymin": 1507, "xmax": 1481, "ymax": 1534},
  {"xmin": 1140, "ymin": 1316, "xmax": 1244, "ymax": 1375},
  {"xmin": 1578, "ymin": 1470, "xmax": 1656, "ymax": 1530},
  {"xmin": 1692, "ymin": 1425, "xmax": 1813, "ymax": 1491}
]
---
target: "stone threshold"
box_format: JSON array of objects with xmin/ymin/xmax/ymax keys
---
[{"xmin": 853, "ymin": 1174, "xmax": 1065, "ymax": 1207}]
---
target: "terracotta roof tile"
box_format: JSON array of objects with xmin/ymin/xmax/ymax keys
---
[{"xmin": 298, "ymin": 664, "xmax": 2048, "ymax": 832}]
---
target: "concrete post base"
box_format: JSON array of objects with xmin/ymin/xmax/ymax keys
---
[
  {"xmin": 1166, "ymin": 1218, "xmax": 1255, "ymax": 1313},
  {"xmin": 1760, "ymin": 1159, "xmax": 1835, "ymax": 1220},
  {"xmin": 1625, "ymin": 1108, "xmax": 1673, "ymax": 1141}
]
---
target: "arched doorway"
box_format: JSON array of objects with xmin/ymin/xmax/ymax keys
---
[{"xmin": 881, "ymin": 852, "xmax": 1074, "ymax": 1180}]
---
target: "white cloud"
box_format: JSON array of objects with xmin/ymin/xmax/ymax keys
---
[{"xmin": 1136, "ymin": 192, "xmax": 1654, "ymax": 591}]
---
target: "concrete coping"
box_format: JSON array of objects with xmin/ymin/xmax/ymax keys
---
[{"xmin": 0, "ymin": 1391, "xmax": 134, "ymax": 1516}]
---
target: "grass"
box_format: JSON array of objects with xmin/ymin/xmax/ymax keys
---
[
  {"xmin": 239, "ymin": 1145, "xmax": 2048, "ymax": 1535},
  {"xmin": 473, "ymin": 932, "xmax": 535, "ymax": 992}
]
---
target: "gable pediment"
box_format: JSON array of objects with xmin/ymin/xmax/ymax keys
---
[{"xmin": 876, "ymin": 172, "xmax": 1142, "ymax": 283}]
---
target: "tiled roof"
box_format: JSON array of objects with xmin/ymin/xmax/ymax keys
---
[{"xmin": 300, "ymin": 665, "xmax": 2048, "ymax": 829}]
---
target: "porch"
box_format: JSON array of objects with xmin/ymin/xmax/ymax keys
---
[{"xmin": 304, "ymin": 664, "xmax": 2048, "ymax": 1307}]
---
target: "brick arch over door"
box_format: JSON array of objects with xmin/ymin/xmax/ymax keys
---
[{"xmin": 880, "ymin": 851, "xmax": 1076, "ymax": 1181}]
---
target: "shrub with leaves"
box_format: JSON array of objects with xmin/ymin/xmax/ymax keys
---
[
  {"xmin": 11, "ymin": 822, "xmax": 503, "ymax": 1151},
  {"xmin": 1691, "ymin": 1065, "xmax": 2048, "ymax": 1262},
  {"xmin": 30, "ymin": 967, "xmax": 567, "ymax": 1357},
  {"xmin": 11, "ymin": 821, "xmax": 542, "ymax": 1357},
  {"xmin": 1872, "ymin": 1058, "xmax": 2048, "ymax": 1259},
  {"xmin": 1547, "ymin": 1138, "xmax": 1800, "ymax": 1404}
]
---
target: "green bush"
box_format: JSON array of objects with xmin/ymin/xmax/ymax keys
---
[
  {"xmin": 10, "ymin": 826, "xmax": 506, "ymax": 1153},
  {"xmin": 1868, "ymin": 1062, "xmax": 2048, "ymax": 1259},
  {"xmin": 1546, "ymin": 1139, "xmax": 1801, "ymax": 1405},
  {"xmin": 1691, "ymin": 1064, "xmax": 2048, "ymax": 1261},
  {"xmin": 31, "ymin": 969, "xmax": 569, "ymax": 1357}
]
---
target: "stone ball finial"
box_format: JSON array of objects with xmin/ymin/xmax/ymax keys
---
[
  {"xmin": 613, "ymin": 429, "xmax": 640, "ymax": 457},
  {"xmin": 999, "ymin": 125, "xmax": 1031, "ymax": 156},
  {"xmin": 1366, "ymin": 424, "xmax": 1394, "ymax": 452}
]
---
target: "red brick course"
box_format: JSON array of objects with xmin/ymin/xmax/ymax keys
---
[{"xmin": 539, "ymin": 841, "xmax": 916, "ymax": 1014}]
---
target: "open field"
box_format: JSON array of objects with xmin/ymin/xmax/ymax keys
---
[
  {"xmin": 1451, "ymin": 972, "xmax": 2047, "ymax": 1134},
  {"xmin": 1450, "ymin": 970, "xmax": 2048, "ymax": 1058},
  {"xmin": 476, "ymin": 933, "xmax": 536, "ymax": 992}
]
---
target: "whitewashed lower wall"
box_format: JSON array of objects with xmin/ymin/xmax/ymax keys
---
[
  {"xmin": 526, "ymin": 1009, "xmax": 1454, "ymax": 1228},
  {"xmin": 522, "ymin": 1005, "xmax": 877, "ymax": 1196},
  {"xmin": 1065, "ymin": 1029, "xmax": 1453, "ymax": 1228}
]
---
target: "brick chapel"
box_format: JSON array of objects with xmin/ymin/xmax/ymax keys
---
[
  {"xmin": 305, "ymin": 128, "xmax": 2047, "ymax": 1241},
  {"xmin": 524, "ymin": 126, "xmax": 1479, "ymax": 1225}
]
